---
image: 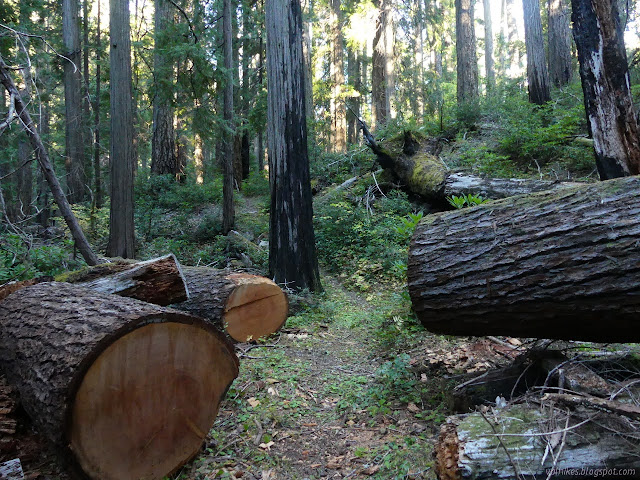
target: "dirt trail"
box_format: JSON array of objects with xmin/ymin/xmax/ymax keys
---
[{"xmin": 177, "ymin": 274, "xmax": 438, "ymax": 480}]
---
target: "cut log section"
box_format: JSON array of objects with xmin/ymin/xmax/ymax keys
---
[
  {"xmin": 364, "ymin": 130, "xmax": 581, "ymax": 202},
  {"xmin": 0, "ymin": 282, "xmax": 239, "ymax": 480},
  {"xmin": 435, "ymin": 403, "xmax": 640, "ymax": 480},
  {"xmin": 408, "ymin": 176, "xmax": 640, "ymax": 342},
  {"xmin": 174, "ymin": 266, "xmax": 289, "ymax": 342}
]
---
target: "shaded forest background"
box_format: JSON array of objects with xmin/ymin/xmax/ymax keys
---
[{"xmin": 1, "ymin": 0, "xmax": 640, "ymax": 280}]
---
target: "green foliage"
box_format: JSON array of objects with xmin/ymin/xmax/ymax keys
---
[
  {"xmin": 446, "ymin": 193, "xmax": 489, "ymax": 209},
  {"xmin": 242, "ymin": 170, "xmax": 270, "ymax": 197}
]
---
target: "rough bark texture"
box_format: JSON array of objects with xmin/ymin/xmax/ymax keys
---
[
  {"xmin": 548, "ymin": 0, "xmax": 572, "ymax": 86},
  {"xmin": 151, "ymin": 0, "xmax": 178, "ymax": 177},
  {"xmin": 222, "ymin": 0, "xmax": 235, "ymax": 234},
  {"xmin": 330, "ymin": 0, "xmax": 346, "ymax": 152},
  {"xmin": 107, "ymin": 0, "xmax": 136, "ymax": 258},
  {"xmin": 483, "ymin": 0, "xmax": 495, "ymax": 93},
  {"xmin": 571, "ymin": 0, "xmax": 640, "ymax": 179},
  {"xmin": 266, "ymin": 0, "xmax": 322, "ymax": 292},
  {"xmin": 435, "ymin": 404, "xmax": 640, "ymax": 480},
  {"xmin": 173, "ymin": 266, "xmax": 289, "ymax": 342},
  {"xmin": 523, "ymin": 0, "xmax": 551, "ymax": 104},
  {"xmin": 63, "ymin": 0, "xmax": 87, "ymax": 203},
  {"xmin": 408, "ymin": 176, "xmax": 640, "ymax": 342},
  {"xmin": 0, "ymin": 282, "xmax": 238, "ymax": 480},
  {"xmin": 455, "ymin": 0, "xmax": 479, "ymax": 103},
  {"xmin": 0, "ymin": 55, "xmax": 100, "ymax": 266},
  {"xmin": 93, "ymin": 0, "xmax": 103, "ymax": 209}
]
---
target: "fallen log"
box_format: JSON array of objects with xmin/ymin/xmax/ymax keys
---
[
  {"xmin": 173, "ymin": 266, "xmax": 288, "ymax": 342},
  {"xmin": 435, "ymin": 403, "xmax": 640, "ymax": 480},
  {"xmin": 0, "ymin": 282, "xmax": 239, "ymax": 480},
  {"xmin": 408, "ymin": 176, "xmax": 640, "ymax": 342},
  {"xmin": 364, "ymin": 130, "xmax": 581, "ymax": 202}
]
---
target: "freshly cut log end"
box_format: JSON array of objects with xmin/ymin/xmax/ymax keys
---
[
  {"xmin": 177, "ymin": 267, "xmax": 289, "ymax": 343},
  {"xmin": 408, "ymin": 176, "xmax": 640, "ymax": 342},
  {"xmin": 0, "ymin": 282, "xmax": 239, "ymax": 480}
]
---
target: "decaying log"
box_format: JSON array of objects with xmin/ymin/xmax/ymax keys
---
[
  {"xmin": 435, "ymin": 403, "xmax": 640, "ymax": 480},
  {"xmin": 408, "ymin": 176, "xmax": 640, "ymax": 342},
  {"xmin": 174, "ymin": 266, "xmax": 288, "ymax": 342},
  {"xmin": 0, "ymin": 282, "xmax": 239, "ymax": 480},
  {"xmin": 364, "ymin": 130, "xmax": 581, "ymax": 202},
  {"xmin": 0, "ymin": 459, "xmax": 23, "ymax": 480}
]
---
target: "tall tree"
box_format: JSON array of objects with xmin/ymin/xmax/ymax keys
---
[
  {"xmin": 107, "ymin": 0, "xmax": 136, "ymax": 258},
  {"xmin": 483, "ymin": 0, "xmax": 495, "ymax": 93},
  {"xmin": 571, "ymin": 0, "xmax": 640, "ymax": 178},
  {"xmin": 455, "ymin": 0, "xmax": 478, "ymax": 103},
  {"xmin": 523, "ymin": 0, "xmax": 551, "ymax": 104},
  {"xmin": 93, "ymin": 0, "xmax": 103, "ymax": 209},
  {"xmin": 372, "ymin": 0, "xmax": 394, "ymax": 127},
  {"xmin": 151, "ymin": 0, "xmax": 179, "ymax": 176},
  {"xmin": 266, "ymin": 0, "xmax": 322, "ymax": 291},
  {"xmin": 222, "ymin": 0, "xmax": 235, "ymax": 233},
  {"xmin": 63, "ymin": 0, "xmax": 87, "ymax": 203},
  {"xmin": 329, "ymin": 0, "xmax": 346, "ymax": 152},
  {"xmin": 548, "ymin": 0, "xmax": 572, "ymax": 86}
]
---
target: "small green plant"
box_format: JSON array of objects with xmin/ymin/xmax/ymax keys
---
[
  {"xmin": 393, "ymin": 211, "xmax": 423, "ymax": 239},
  {"xmin": 446, "ymin": 193, "xmax": 489, "ymax": 209}
]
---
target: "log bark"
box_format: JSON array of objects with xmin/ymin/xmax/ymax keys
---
[
  {"xmin": 408, "ymin": 176, "xmax": 640, "ymax": 342},
  {"xmin": 435, "ymin": 403, "xmax": 640, "ymax": 480},
  {"xmin": 0, "ymin": 282, "xmax": 238, "ymax": 480},
  {"xmin": 173, "ymin": 266, "xmax": 289, "ymax": 342},
  {"xmin": 364, "ymin": 131, "xmax": 581, "ymax": 203}
]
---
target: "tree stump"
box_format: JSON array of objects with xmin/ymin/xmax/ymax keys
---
[
  {"xmin": 174, "ymin": 266, "xmax": 289, "ymax": 342},
  {"xmin": 408, "ymin": 176, "xmax": 640, "ymax": 342},
  {"xmin": 0, "ymin": 282, "xmax": 239, "ymax": 480}
]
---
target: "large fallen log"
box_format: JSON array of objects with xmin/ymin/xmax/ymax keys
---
[
  {"xmin": 408, "ymin": 176, "xmax": 640, "ymax": 342},
  {"xmin": 174, "ymin": 266, "xmax": 288, "ymax": 342},
  {"xmin": 435, "ymin": 403, "xmax": 640, "ymax": 480},
  {"xmin": 364, "ymin": 130, "xmax": 581, "ymax": 202},
  {"xmin": 0, "ymin": 282, "xmax": 239, "ymax": 480}
]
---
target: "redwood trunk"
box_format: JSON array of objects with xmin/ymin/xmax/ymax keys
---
[
  {"xmin": 548, "ymin": 0, "xmax": 572, "ymax": 86},
  {"xmin": 523, "ymin": 0, "xmax": 551, "ymax": 104},
  {"xmin": 0, "ymin": 282, "xmax": 238, "ymax": 480},
  {"xmin": 455, "ymin": 0, "xmax": 479, "ymax": 103},
  {"xmin": 408, "ymin": 176, "xmax": 640, "ymax": 342},
  {"xmin": 174, "ymin": 266, "xmax": 289, "ymax": 342}
]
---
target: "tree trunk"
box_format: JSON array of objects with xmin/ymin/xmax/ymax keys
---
[
  {"xmin": 0, "ymin": 282, "xmax": 238, "ymax": 480},
  {"xmin": 372, "ymin": 0, "xmax": 394, "ymax": 128},
  {"xmin": 456, "ymin": 0, "xmax": 479, "ymax": 104},
  {"xmin": 435, "ymin": 403, "xmax": 640, "ymax": 480},
  {"xmin": 330, "ymin": 0, "xmax": 346, "ymax": 152},
  {"xmin": 0, "ymin": 55, "xmax": 100, "ymax": 266},
  {"xmin": 408, "ymin": 176, "xmax": 640, "ymax": 342},
  {"xmin": 222, "ymin": 0, "xmax": 235, "ymax": 233},
  {"xmin": 571, "ymin": 0, "xmax": 640, "ymax": 179},
  {"xmin": 302, "ymin": 0, "xmax": 314, "ymax": 121},
  {"xmin": 93, "ymin": 0, "xmax": 103, "ymax": 209},
  {"xmin": 36, "ymin": 106, "xmax": 51, "ymax": 227},
  {"xmin": 266, "ymin": 0, "xmax": 322, "ymax": 292},
  {"xmin": 483, "ymin": 0, "xmax": 495, "ymax": 93},
  {"xmin": 63, "ymin": 0, "xmax": 87, "ymax": 203},
  {"xmin": 107, "ymin": 0, "xmax": 136, "ymax": 258},
  {"xmin": 548, "ymin": 0, "xmax": 572, "ymax": 86},
  {"xmin": 173, "ymin": 266, "xmax": 289, "ymax": 342},
  {"xmin": 523, "ymin": 0, "xmax": 551, "ymax": 104},
  {"xmin": 151, "ymin": 0, "xmax": 178, "ymax": 177},
  {"xmin": 16, "ymin": 134, "xmax": 32, "ymax": 220}
]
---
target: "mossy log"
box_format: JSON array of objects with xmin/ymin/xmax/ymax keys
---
[
  {"xmin": 0, "ymin": 282, "xmax": 239, "ymax": 480},
  {"xmin": 408, "ymin": 176, "xmax": 640, "ymax": 342},
  {"xmin": 368, "ymin": 131, "xmax": 581, "ymax": 202},
  {"xmin": 173, "ymin": 266, "xmax": 289, "ymax": 342},
  {"xmin": 435, "ymin": 404, "xmax": 640, "ymax": 480}
]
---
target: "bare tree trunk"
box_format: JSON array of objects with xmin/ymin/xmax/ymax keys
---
[
  {"xmin": 483, "ymin": 0, "xmax": 495, "ymax": 93},
  {"xmin": 455, "ymin": 0, "xmax": 479, "ymax": 103},
  {"xmin": 548, "ymin": 0, "xmax": 572, "ymax": 86},
  {"xmin": 266, "ymin": 0, "xmax": 322, "ymax": 292},
  {"xmin": 222, "ymin": 0, "xmax": 235, "ymax": 233},
  {"xmin": 257, "ymin": 35, "xmax": 265, "ymax": 172},
  {"xmin": 0, "ymin": 55, "xmax": 100, "ymax": 265},
  {"xmin": 94, "ymin": 0, "xmax": 103, "ymax": 209},
  {"xmin": 16, "ymin": 135, "xmax": 32, "ymax": 220},
  {"xmin": 523, "ymin": 0, "xmax": 551, "ymax": 104},
  {"xmin": 301, "ymin": 0, "xmax": 314, "ymax": 122},
  {"xmin": 571, "ymin": 0, "xmax": 640, "ymax": 178},
  {"xmin": 372, "ymin": 0, "xmax": 393, "ymax": 127},
  {"xmin": 330, "ymin": 0, "xmax": 346, "ymax": 152},
  {"xmin": 63, "ymin": 0, "xmax": 87, "ymax": 203},
  {"xmin": 151, "ymin": 0, "xmax": 178, "ymax": 177},
  {"xmin": 107, "ymin": 0, "xmax": 136, "ymax": 258},
  {"xmin": 37, "ymin": 106, "xmax": 51, "ymax": 227}
]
